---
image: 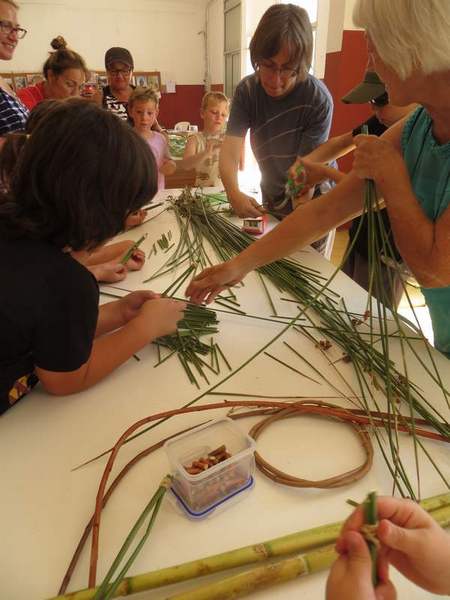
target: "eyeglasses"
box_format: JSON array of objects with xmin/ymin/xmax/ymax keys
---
[
  {"xmin": 258, "ymin": 62, "xmax": 299, "ymax": 80},
  {"xmin": 369, "ymin": 92, "xmax": 389, "ymax": 108},
  {"xmin": 108, "ymin": 68, "xmax": 131, "ymax": 77},
  {"xmin": 0, "ymin": 20, "xmax": 27, "ymax": 39}
]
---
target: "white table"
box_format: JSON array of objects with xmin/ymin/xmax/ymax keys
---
[{"xmin": 1, "ymin": 189, "xmax": 449, "ymax": 600}]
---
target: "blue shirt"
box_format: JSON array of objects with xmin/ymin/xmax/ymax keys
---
[{"xmin": 402, "ymin": 107, "xmax": 450, "ymax": 357}]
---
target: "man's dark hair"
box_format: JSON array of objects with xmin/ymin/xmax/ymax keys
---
[
  {"xmin": 249, "ymin": 3, "xmax": 313, "ymax": 81},
  {"xmin": 0, "ymin": 100, "xmax": 157, "ymax": 250}
]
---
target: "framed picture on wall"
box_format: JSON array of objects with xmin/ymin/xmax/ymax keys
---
[
  {"xmin": 133, "ymin": 71, "xmax": 161, "ymax": 92},
  {"xmin": 27, "ymin": 73, "xmax": 44, "ymax": 85},
  {"xmin": 97, "ymin": 74, "xmax": 108, "ymax": 88},
  {"xmin": 135, "ymin": 74, "xmax": 148, "ymax": 87},
  {"xmin": 13, "ymin": 75, "xmax": 27, "ymax": 90}
]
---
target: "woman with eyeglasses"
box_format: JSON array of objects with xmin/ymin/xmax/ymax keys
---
[
  {"xmin": 219, "ymin": 3, "xmax": 334, "ymax": 254},
  {"xmin": 99, "ymin": 46, "xmax": 135, "ymax": 121},
  {"xmin": 98, "ymin": 46, "xmax": 165, "ymax": 133},
  {"xmin": 0, "ymin": 0, "xmax": 28, "ymax": 136},
  {"xmin": 187, "ymin": 0, "xmax": 450, "ymax": 359},
  {"xmin": 17, "ymin": 36, "xmax": 88, "ymax": 111}
]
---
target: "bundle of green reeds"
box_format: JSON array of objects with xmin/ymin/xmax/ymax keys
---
[
  {"xmin": 155, "ymin": 302, "xmax": 231, "ymax": 388},
  {"xmin": 162, "ymin": 188, "xmax": 449, "ymax": 499}
]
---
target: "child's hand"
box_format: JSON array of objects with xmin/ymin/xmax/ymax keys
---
[
  {"xmin": 118, "ymin": 290, "xmax": 160, "ymax": 323},
  {"xmin": 326, "ymin": 531, "xmax": 396, "ymax": 600},
  {"xmin": 88, "ymin": 262, "xmax": 127, "ymax": 283},
  {"xmin": 160, "ymin": 159, "xmax": 177, "ymax": 176},
  {"xmin": 125, "ymin": 209, "xmax": 148, "ymax": 230},
  {"xmin": 134, "ymin": 297, "xmax": 186, "ymax": 339},
  {"xmin": 126, "ymin": 248, "xmax": 145, "ymax": 271},
  {"xmin": 338, "ymin": 496, "xmax": 450, "ymax": 595}
]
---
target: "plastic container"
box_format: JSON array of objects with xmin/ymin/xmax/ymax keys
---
[
  {"xmin": 168, "ymin": 476, "xmax": 255, "ymax": 520},
  {"xmin": 164, "ymin": 417, "xmax": 256, "ymax": 515}
]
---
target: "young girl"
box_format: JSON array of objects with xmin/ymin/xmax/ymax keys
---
[
  {"xmin": 128, "ymin": 87, "xmax": 176, "ymax": 190},
  {"xmin": 0, "ymin": 100, "xmax": 185, "ymax": 414},
  {"xmin": 178, "ymin": 91, "xmax": 229, "ymax": 187}
]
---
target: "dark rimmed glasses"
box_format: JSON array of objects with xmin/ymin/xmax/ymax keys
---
[
  {"xmin": 258, "ymin": 61, "xmax": 299, "ymax": 80},
  {"xmin": 0, "ymin": 20, "xmax": 27, "ymax": 39},
  {"xmin": 108, "ymin": 68, "xmax": 132, "ymax": 77}
]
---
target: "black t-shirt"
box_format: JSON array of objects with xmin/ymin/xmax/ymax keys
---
[
  {"xmin": 0, "ymin": 240, "xmax": 99, "ymax": 414},
  {"xmin": 349, "ymin": 116, "xmax": 402, "ymax": 261}
]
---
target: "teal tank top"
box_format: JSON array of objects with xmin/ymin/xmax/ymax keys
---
[{"xmin": 401, "ymin": 107, "xmax": 450, "ymax": 357}]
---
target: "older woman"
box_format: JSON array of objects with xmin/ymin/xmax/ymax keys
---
[
  {"xmin": 0, "ymin": 0, "xmax": 28, "ymax": 135},
  {"xmin": 18, "ymin": 36, "xmax": 87, "ymax": 110},
  {"xmin": 187, "ymin": 0, "xmax": 450, "ymax": 358}
]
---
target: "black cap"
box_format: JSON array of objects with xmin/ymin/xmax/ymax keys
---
[
  {"xmin": 105, "ymin": 47, "xmax": 134, "ymax": 70},
  {"xmin": 342, "ymin": 71, "xmax": 386, "ymax": 104}
]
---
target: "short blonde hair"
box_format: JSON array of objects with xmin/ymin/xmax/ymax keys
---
[
  {"xmin": 353, "ymin": 0, "xmax": 450, "ymax": 80},
  {"xmin": 201, "ymin": 91, "xmax": 229, "ymax": 112},
  {"xmin": 128, "ymin": 87, "xmax": 159, "ymax": 110}
]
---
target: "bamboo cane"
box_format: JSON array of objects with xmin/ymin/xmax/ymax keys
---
[
  {"xmin": 48, "ymin": 496, "xmax": 450, "ymax": 600},
  {"xmin": 166, "ymin": 545, "xmax": 337, "ymax": 600}
]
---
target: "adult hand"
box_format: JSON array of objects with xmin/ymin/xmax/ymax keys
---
[
  {"xmin": 186, "ymin": 258, "xmax": 247, "ymax": 305},
  {"xmin": 230, "ymin": 191, "xmax": 265, "ymax": 218},
  {"xmin": 126, "ymin": 248, "xmax": 145, "ymax": 271},
  {"xmin": 353, "ymin": 135, "xmax": 404, "ymax": 183},
  {"xmin": 326, "ymin": 530, "xmax": 396, "ymax": 600},
  {"xmin": 119, "ymin": 290, "xmax": 160, "ymax": 324},
  {"xmin": 135, "ymin": 297, "xmax": 186, "ymax": 339},
  {"xmin": 339, "ymin": 496, "xmax": 450, "ymax": 595},
  {"xmin": 125, "ymin": 209, "xmax": 148, "ymax": 230}
]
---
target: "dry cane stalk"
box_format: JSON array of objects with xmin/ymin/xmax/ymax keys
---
[{"xmin": 50, "ymin": 494, "xmax": 450, "ymax": 600}]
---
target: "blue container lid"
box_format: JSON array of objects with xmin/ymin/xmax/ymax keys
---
[{"xmin": 170, "ymin": 476, "xmax": 254, "ymax": 520}]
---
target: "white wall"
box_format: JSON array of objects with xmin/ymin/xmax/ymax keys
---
[
  {"xmin": 206, "ymin": 0, "xmax": 224, "ymax": 85},
  {"xmin": 344, "ymin": 0, "xmax": 363, "ymax": 30},
  {"xmin": 11, "ymin": 0, "xmax": 208, "ymax": 85}
]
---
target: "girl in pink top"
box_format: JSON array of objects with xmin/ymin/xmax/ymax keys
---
[{"xmin": 128, "ymin": 87, "xmax": 175, "ymax": 190}]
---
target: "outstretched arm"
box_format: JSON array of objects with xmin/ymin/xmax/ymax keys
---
[{"xmin": 186, "ymin": 171, "xmax": 365, "ymax": 304}]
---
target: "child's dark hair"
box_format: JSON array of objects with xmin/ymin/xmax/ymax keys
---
[
  {"xmin": 26, "ymin": 99, "xmax": 61, "ymax": 134},
  {"xmin": 0, "ymin": 100, "xmax": 157, "ymax": 250},
  {"xmin": 0, "ymin": 133, "xmax": 27, "ymax": 190},
  {"xmin": 43, "ymin": 36, "xmax": 89, "ymax": 80}
]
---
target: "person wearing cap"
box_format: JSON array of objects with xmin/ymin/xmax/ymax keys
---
[
  {"xmin": 289, "ymin": 71, "xmax": 417, "ymax": 309},
  {"xmin": 99, "ymin": 46, "xmax": 166, "ymax": 136},
  {"xmin": 187, "ymin": 0, "xmax": 450, "ymax": 359},
  {"xmin": 101, "ymin": 46, "xmax": 135, "ymax": 121}
]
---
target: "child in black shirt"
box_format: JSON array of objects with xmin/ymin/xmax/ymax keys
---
[{"xmin": 0, "ymin": 100, "xmax": 185, "ymax": 414}]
